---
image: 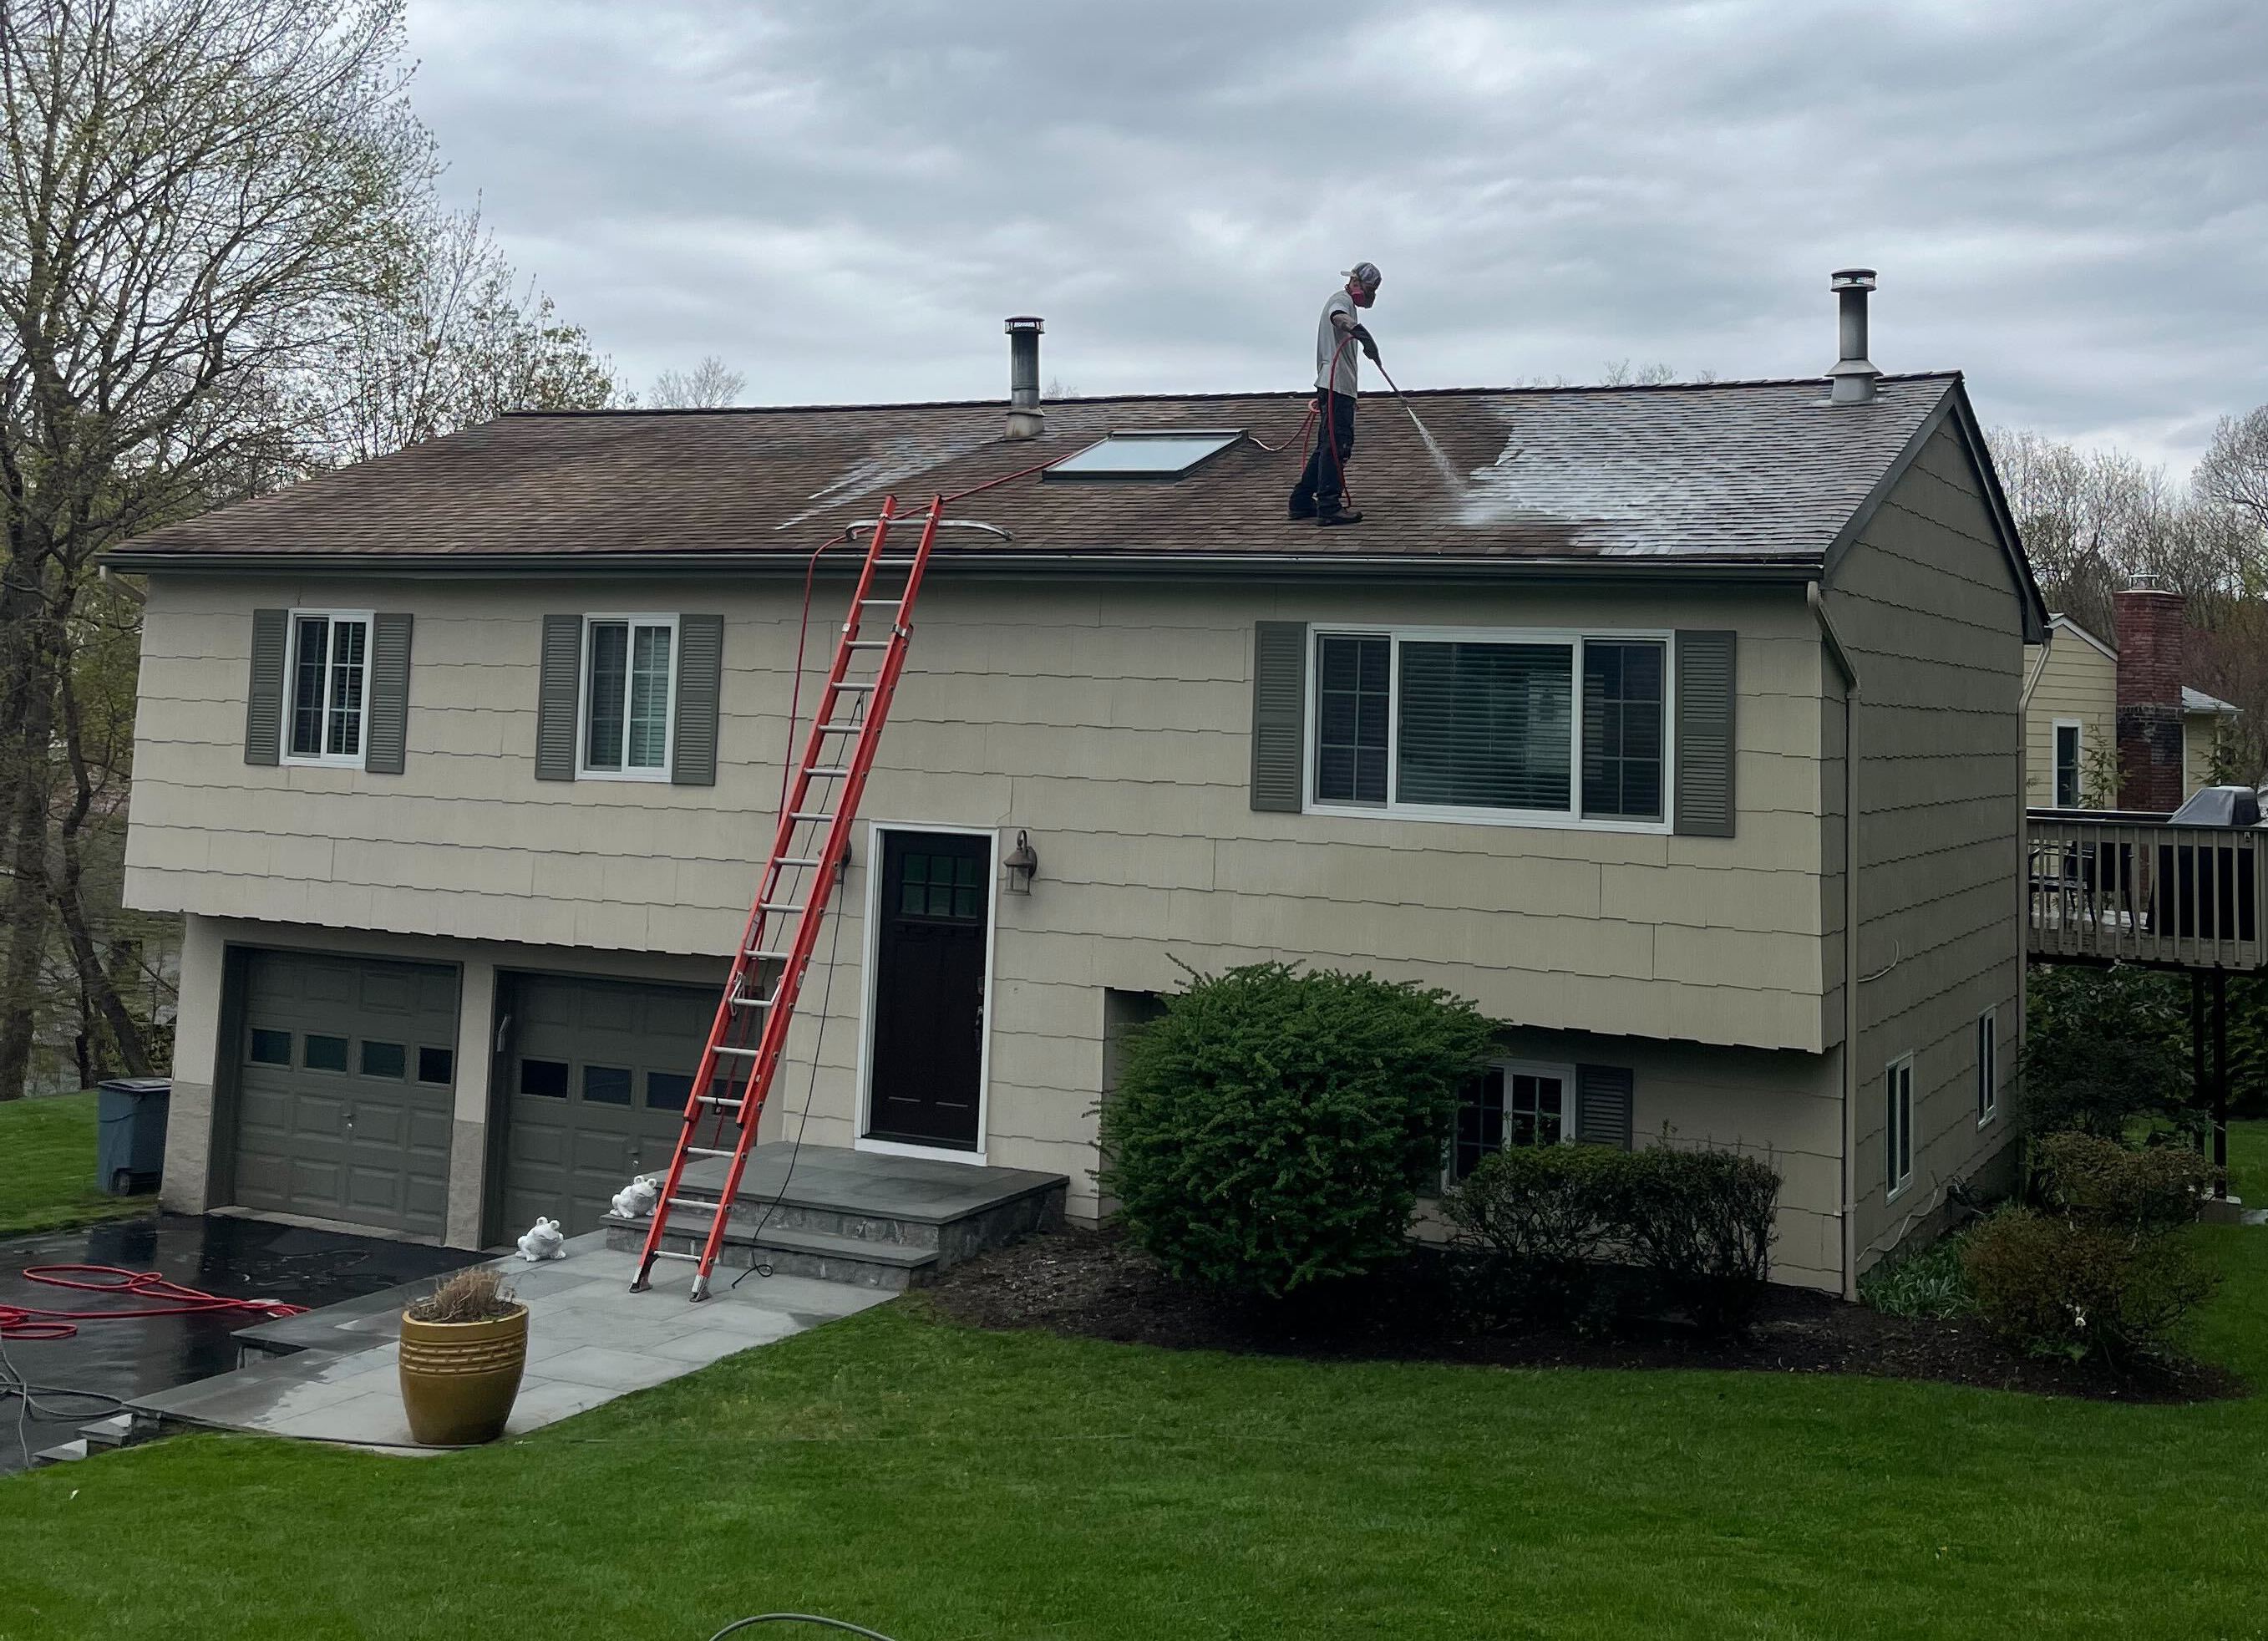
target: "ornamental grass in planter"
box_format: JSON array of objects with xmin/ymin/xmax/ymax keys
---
[{"xmin": 399, "ymin": 1265, "xmax": 527, "ymax": 1445}]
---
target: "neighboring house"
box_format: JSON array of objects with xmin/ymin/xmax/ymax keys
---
[
  {"xmin": 2021, "ymin": 598, "xmax": 2241, "ymax": 810},
  {"xmin": 114, "ymin": 284, "xmax": 2045, "ymax": 1296}
]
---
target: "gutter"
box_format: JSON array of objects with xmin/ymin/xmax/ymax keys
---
[
  {"xmin": 1809, "ymin": 582, "xmax": 1863, "ymax": 1302},
  {"xmin": 101, "ymin": 548, "xmax": 1833, "ymax": 586}
]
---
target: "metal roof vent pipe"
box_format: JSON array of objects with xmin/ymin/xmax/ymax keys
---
[
  {"xmin": 1006, "ymin": 315, "xmax": 1045, "ymax": 439},
  {"xmin": 1826, "ymin": 269, "xmax": 1881, "ymax": 405}
]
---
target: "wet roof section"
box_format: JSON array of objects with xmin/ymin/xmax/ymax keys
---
[{"xmin": 115, "ymin": 374, "xmax": 1966, "ymax": 569}]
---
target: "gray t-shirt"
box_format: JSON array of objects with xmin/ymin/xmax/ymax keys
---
[{"xmin": 1315, "ymin": 288, "xmax": 1360, "ymax": 397}]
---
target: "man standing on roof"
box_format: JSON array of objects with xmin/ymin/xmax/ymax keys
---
[{"xmin": 1289, "ymin": 262, "xmax": 1382, "ymax": 527}]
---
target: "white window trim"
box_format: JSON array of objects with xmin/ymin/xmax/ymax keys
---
[
  {"xmin": 279, "ymin": 608, "xmax": 375, "ymax": 769},
  {"xmin": 576, "ymin": 612, "xmax": 679, "ymax": 782},
  {"xmin": 1304, "ymin": 623, "xmax": 1677, "ymax": 834},
  {"xmin": 1885, "ymin": 1053, "xmax": 1915, "ymax": 1200},
  {"xmin": 1977, "ymin": 1006, "xmax": 1999, "ymax": 1127},
  {"xmin": 2052, "ymin": 718, "xmax": 2083, "ymax": 807},
  {"xmin": 1445, "ymin": 1056, "xmax": 1578, "ymax": 1187}
]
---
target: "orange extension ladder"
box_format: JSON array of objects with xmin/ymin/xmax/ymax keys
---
[{"xmin": 632, "ymin": 494, "xmax": 946, "ymax": 1298}]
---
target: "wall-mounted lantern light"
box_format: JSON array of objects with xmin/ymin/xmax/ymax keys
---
[{"xmin": 1003, "ymin": 829, "xmax": 1039, "ymax": 894}]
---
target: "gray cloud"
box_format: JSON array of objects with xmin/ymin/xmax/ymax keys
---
[{"xmin": 405, "ymin": 0, "xmax": 2266, "ymax": 470}]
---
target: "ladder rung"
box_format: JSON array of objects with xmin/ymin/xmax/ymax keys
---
[
  {"xmin": 845, "ymin": 639, "xmax": 893, "ymax": 649},
  {"xmin": 874, "ymin": 557, "xmax": 917, "ymax": 566},
  {"xmin": 696, "ymin": 1095, "xmax": 744, "ymax": 1110},
  {"xmin": 648, "ymin": 1249, "xmax": 701, "ymax": 1263},
  {"xmin": 712, "ymin": 1044, "xmax": 760, "ymax": 1059},
  {"xmin": 787, "ymin": 809, "xmax": 833, "ymax": 822},
  {"xmin": 805, "ymin": 765, "xmax": 850, "ymax": 777},
  {"xmin": 729, "ymin": 992, "xmax": 774, "ymax": 1011},
  {"xmin": 774, "ymin": 855, "xmax": 821, "ymax": 868},
  {"xmin": 685, "ymin": 1146, "xmax": 735, "ymax": 1159},
  {"xmin": 814, "ymin": 723, "xmax": 860, "ymax": 734},
  {"xmin": 829, "ymin": 682, "xmax": 873, "ymax": 693},
  {"xmin": 860, "ymin": 597, "xmax": 905, "ymax": 607},
  {"xmin": 756, "ymin": 899, "xmax": 801, "ymax": 912},
  {"xmin": 744, "ymin": 950, "xmax": 789, "ymax": 966}
]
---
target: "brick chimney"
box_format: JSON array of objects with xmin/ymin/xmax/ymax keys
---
[{"xmin": 2113, "ymin": 582, "xmax": 2187, "ymax": 812}]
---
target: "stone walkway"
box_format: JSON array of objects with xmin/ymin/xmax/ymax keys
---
[{"xmin": 129, "ymin": 1232, "xmax": 890, "ymax": 1451}]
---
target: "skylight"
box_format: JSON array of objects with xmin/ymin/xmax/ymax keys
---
[{"xmin": 1044, "ymin": 429, "xmax": 1244, "ymax": 480}]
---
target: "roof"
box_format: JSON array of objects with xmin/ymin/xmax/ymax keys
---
[
  {"xmin": 111, "ymin": 373, "xmax": 2008, "ymax": 582},
  {"xmin": 2184, "ymin": 686, "xmax": 2240, "ymax": 717}
]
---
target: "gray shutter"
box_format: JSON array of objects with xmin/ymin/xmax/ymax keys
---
[
  {"xmin": 1674, "ymin": 629, "xmax": 1737, "ymax": 837},
  {"xmin": 1575, "ymin": 1064, "xmax": 1634, "ymax": 1150},
  {"xmin": 672, "ymin": 613, "xmax": 724, "ymax": 787},
  {"xmin": 244, "ymin": 608, "xmax": 287, "ymax": 766},
  {"xmin": 364, "ymin": 613, "xmax": 414, "ymax": 775},
  {"xmin": 535, "ymin": 614, "xmax": 582, "ymax": 781},
  {"xmin": 1250, "ymin": 621, "xmax": 1308, "ymax": 812}
]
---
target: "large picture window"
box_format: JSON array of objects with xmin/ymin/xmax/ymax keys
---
[
  {"xmin": 284, "ymin": 611, "xmax": 372, "ymax": 765},
  {"xmin": 581, "ymin": 615, "xmax": 677, "ymax": 777},
  {"xmin": 1309, "ymin": 627, "xmax": 1671, "ymax": 827}
]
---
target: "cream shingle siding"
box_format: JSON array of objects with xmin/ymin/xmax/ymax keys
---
[
  {"xmin": 2022, "ymin": 624, "xmax": 2115, "ymax": 805},
  {"xmin": 1822, "ymin": 423, "xmax": 2024, "ymax": 1276},
  {"xmin": 130, "ymin": 573, "xmax": 1833, "ymax": 1222}
]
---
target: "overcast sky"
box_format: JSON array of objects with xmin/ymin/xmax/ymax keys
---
[{"xmin": 403, "ymin": 0, "xmax": 2265, "ymax": 473}]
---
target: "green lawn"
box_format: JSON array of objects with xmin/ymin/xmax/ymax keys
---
[
  {"xmin": 3, "ymin": 1135, "xmax": 2266, "ymax": 1639},
  {"xmin": 0, "ymin": 1090, "xmax": 155, "ymax": 1236}
]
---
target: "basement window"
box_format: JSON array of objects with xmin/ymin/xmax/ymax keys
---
[{"xmin": 1044, "ymin": 429, "xmax": 1243, "ymax": 480}]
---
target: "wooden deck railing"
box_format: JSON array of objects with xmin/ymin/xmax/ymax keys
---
[{"xmin": 2027, "ymin": 809, "xmax": 2268, "ymax": 972}]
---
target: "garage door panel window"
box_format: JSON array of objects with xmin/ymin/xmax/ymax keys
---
[
  {"xmin": 285, "ymin": 611, "xmax": 373, "ymax": 766},
  {"xmin": 583, "ymin": 1065, "xmax": 634, "ymax": 1105},
  {"xmin": 520, "ymin": 1058, "xmax": 570, "ymax": 1099},
  {"xmin": 581, "ymin": 615, "xmax": 677, "ymax": 778},
  {"xmin": 360, "ymin": 1041, "xmax": 406, "ymax": 1080},
  {"xmin": 1310, "ymin": 627, "xmax": 1672, "ymax": 829},
  {"xmin": 417, "ymin": 1046, "xmax": 454, "ymax": 1085},
  {"xmin": 647, "ymin": 1071, "xmax": 692, "ymax": 1112},
  {"xmin": 303, "ymin": 1034, "xmax": 349, "ymax": 1073},
  {"xmin": 249, "ymin": 1029, "xmax": 292, "ymax": 1066}
]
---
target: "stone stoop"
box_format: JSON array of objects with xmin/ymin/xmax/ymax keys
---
[{"xmin": 599, "ymin": 1142, "xmax": 1067, "ymax": 1293}]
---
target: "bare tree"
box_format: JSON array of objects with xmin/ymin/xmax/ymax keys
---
[
  {"xmin": 0, "ymin": 0, "xmax": 433, "ymax": 1096},
  {"xmin": 647, "ymin": 355, "xmax": 744, "ymax": 409},
  {"xmin": 2198, "ymin": 406, "xmax": 2268, "ymax": 543}
]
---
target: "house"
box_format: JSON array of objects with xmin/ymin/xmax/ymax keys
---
[
  {"xmin": 114, "ymin": 275, "xmax": 2045, "ymax": 1297},
  {"xmin": 2022, "ymin": 597, "xmax": 2240, "ymax": 810}
]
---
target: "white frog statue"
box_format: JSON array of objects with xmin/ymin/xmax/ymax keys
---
[
  {"xmin": 610, "ymin": 1174, "xmax": 662, "ymax": 1219},
  {"xmin": 515, "ymin": 1216, "xmax": 566, "ymax": 1263}
]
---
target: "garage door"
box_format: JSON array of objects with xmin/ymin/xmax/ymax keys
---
[
  {"xmin": 499, "ymin": 973, "xmax": 715, "ymax": 1237},
  {"xmin": 232, "ymin": 951, "xmax": 459, "ymax": 1237}
]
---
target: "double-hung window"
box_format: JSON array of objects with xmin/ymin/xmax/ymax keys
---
[
  {"xmin": 1449, "ymin": 1060, "xmax": 1575, "ymax": 1183},
  {"xmin": 2052, "ymin": 720, "xmax": 2083, "ymax": 807},
  {"xmin": 283, "ymin": 611, "xmax": 373, "ymax": 766},
  {"xmin": 580, "ymin": 615, "xmax": 677, "ymax": 778},
  {"xmin": 1885, "ymin": 1054, "xmax": 1914, "ymax": 1197},
  {"xmin": 1310, "ymin": 627, "xmax": 1669, "ymax": 827},
  {"xmin": 1976, "ymin": 1008, "xmax": 1998, "ymax": 1125}
]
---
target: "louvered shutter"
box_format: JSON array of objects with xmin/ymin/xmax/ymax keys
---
[
  {"xmin": 1673, "ymin": 630, "xmax": 1737, "ymax": 837},
  {"xmin": 244, "ymin": 609, "xmax": 287, "ymax": 766},
  {"xmin": 1575, "ymin": 1064, "xmax": 1635, "ymax": 1150},
  {"xmin": 535, "ymin": 614, "xmax": 582, "ymax": 780},
  {"xmin": 1250, "ymin": 621, "xmax": 1308, "ymax": 812},
  {"xmin": 671, "ymin": 613, "xmax": 724, "ymax": 786},
  {"xmin": 363, "ymin": 613, "xmax": 414, "ymax": 775}
]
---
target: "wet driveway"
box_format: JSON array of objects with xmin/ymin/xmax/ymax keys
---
[{"xmin": 0, "ymin": 1213, "xmax": 477, "ymax": 1473}]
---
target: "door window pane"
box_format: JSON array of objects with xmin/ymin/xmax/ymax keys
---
[
  {"xmin": 1397, "ymin": 641, "xmax": 1572, "ymax": 810},
  {"xmin": 627, "ymin": 625, "xmax": 672, "ymax": 769},
  {"xmin": 520, "ymin": 1058, "xmax": 569, "ymax": 1099},
  {"xmin": 1453, "ymin": 1067, "xmax": 1504, "ymax": 1181},
  {"xmin": 1506, "ymin": 1073, "xmax": 1565, "ymax": 1147},
  {"xmin": 1580, "ymin": 641, "xmax": 1665, "ymax": 820},
  {"xmin": 304, "ymin": 1034, "xmax": 350, "ymax": 1073},
  {"xmin": 417, "ymin": 1046, "xmax": 454, "ymax": 1085},
  {"xmin": 2054, "ymin": 724, "xmax": 2081, "ymax": 806},
  {"xmin": 586, "ymin": 622, "xmax": 628, "ymax": 770},
  {"xmin": 360, "ymin": 1041, "xmax": 406, "ymax": 1080},
  {"xmin": 583, "ymin": 1064, "xmax": 634, "ymax": 1105},
  {"xmin": 249, "ymin": 1029, "xmax": 292, "ymax": 1066},
  {"xmin": 1315, "ymin": 634, "xmax": 1390, "ymax": 804}
]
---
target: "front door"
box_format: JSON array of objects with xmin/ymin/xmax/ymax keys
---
[{"xmin": 866, "ymin": 829, "xmax": 991, "ymax": 1151}]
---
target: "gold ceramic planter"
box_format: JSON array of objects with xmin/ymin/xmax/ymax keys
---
[{"xmin": 398, "ymin": 1305, "xmax": 528, "ymax": 1445}]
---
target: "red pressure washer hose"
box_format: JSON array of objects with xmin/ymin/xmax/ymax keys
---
[{"xmin": 0, "ymin": 1266, "xmax": 307, "ymax": 1343}]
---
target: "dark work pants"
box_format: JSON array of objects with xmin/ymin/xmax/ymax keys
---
[{"xmin": 1291, "ymin": 391, "xmax": 1357, "ymax": 513}]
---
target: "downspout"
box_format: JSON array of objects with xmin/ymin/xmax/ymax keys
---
[{"xmin": 1809, "ymin": 582, "xmax": 1862, "ymax": 1301}]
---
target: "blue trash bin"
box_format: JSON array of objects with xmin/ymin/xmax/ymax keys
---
[{"xmin": 94, "ymin": 1076, "xmax": 171, "ymax": 1196}]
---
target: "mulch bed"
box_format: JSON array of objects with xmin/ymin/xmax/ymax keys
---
[{"xmin": 926, "ymin": 1227, "xmax": 2246, "ymax": 1405}]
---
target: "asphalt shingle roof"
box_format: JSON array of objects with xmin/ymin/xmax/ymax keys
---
[{"xmin": 118, "ymin": 373, "xmax": 1964, "ymax": 567}]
